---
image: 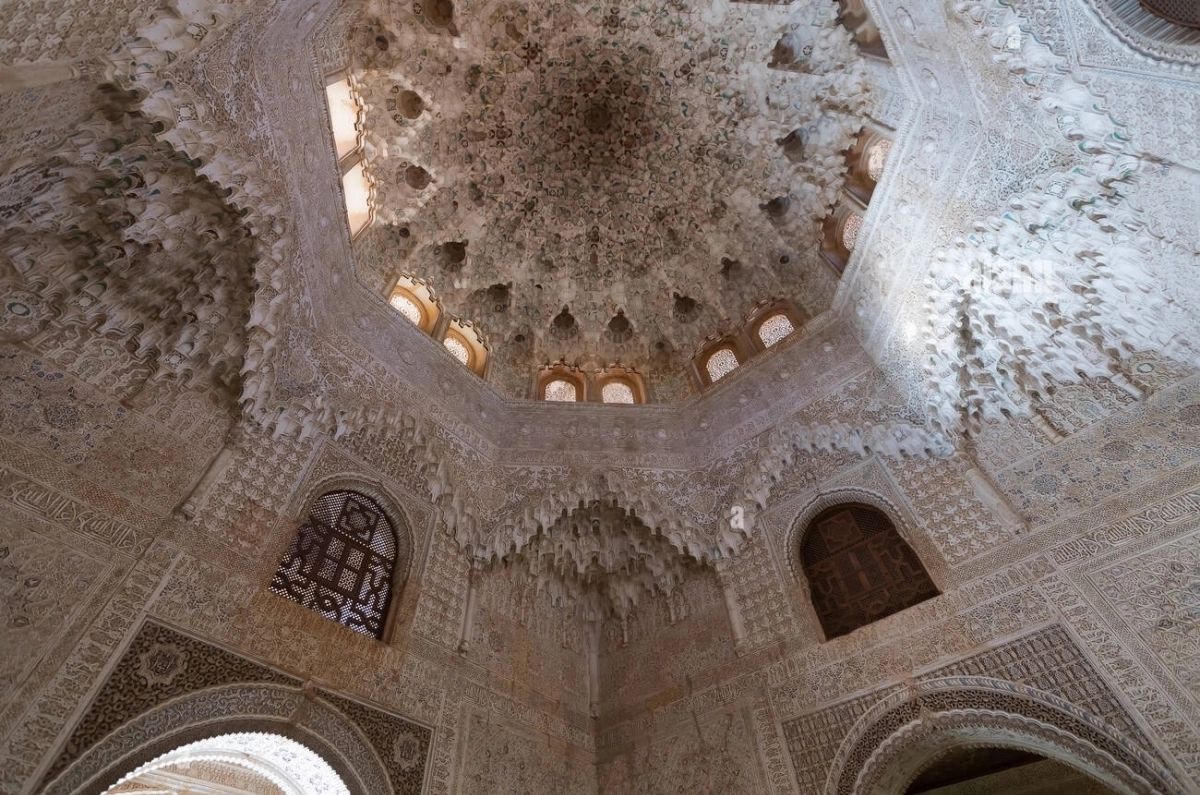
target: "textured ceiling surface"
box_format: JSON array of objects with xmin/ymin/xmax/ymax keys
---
[
  {"xmin": 4, "ymin": 0, "xmax": 1197, "ymax": 629},
  {"xmin": 348, "ymin": 0, "xmax": 871, "ymax": 398}
]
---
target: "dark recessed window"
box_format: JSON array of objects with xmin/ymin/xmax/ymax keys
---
[{"xmin": 800, "ymin": 504, "xmax": 938, "ymax": 639}]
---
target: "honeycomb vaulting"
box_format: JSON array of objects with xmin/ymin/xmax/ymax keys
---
[
  {"xmin": 2, "ymin": 0, "xmax": 1200, "ymax": 794},
  {"xmin": 350, "ymin": 0, "xmax": 871, "ymax": 397}
]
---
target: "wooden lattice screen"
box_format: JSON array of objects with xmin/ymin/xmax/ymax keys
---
[
  {"xmin": 270, "ymin": 490, "xmax": 398, "ymax": 638},
  {"xmin": 800, "ymin": 504, "xmax": 939, "ymax": 639},
  {"xmin": 1140, "ymin": 0, "xmax": 1200, "ymax": 27}
]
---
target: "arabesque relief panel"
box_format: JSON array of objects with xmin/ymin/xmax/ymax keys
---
[{"xmin": 1, "ymin": 0, "xmax": 1200, "ymax": 791}]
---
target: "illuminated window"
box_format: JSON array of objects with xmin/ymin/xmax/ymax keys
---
[
  {"xmin": 443, "ymin": 335, "xmax": 470, "ymax": 365},
  {"xmin": 390, "ymin": 292, "xmax": 423, "ymax": 325},
  {"xmin": 544, "ymin": 379, "xmax": 578, "ymax": 402},
  {"xmin": 757, "ymin": 314, "xmax": 795, "ymax": 348},
  {"xmin": 325, "ymin": 79, "xmax": 361, "ymax": 161},
  {"xmin": 867, "ymin": 139, "xmax": 891, "ymax": 182},
  {"xmin": 325, "ymin": 77, "xmax": 373, "ymax": 238},
  {"xmin": 270, "ymin": 491, "xmax": 399, "ymax": 638},
  {"xmin": 442, "ymin": 320, "xmax": 489, "ymax": 375},
  {"xmin": 537, "ymin": 363, "xmax": 589, "ymax": 402},
  {"xmin": 601, "ymin": 381, "xmax": 635, "ymax": 404},
  {"xmin": 705, "ymin": 348, "xmax": 739, "ymax": 382},
  {"xmin": 388, "ymin": 277, "xmax": 440, "ymax": 333},
  {"xmin": 342, "ymin": 161, "xmax": 372, "ymax": 236},
  {"xmin": 841, "ymin": 213, "xmax": 863, "ymax": 252}
]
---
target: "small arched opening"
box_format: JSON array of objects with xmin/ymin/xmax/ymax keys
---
[{"xmin": 798, "ymin": 503, "xmax": 939, "ymax": 640}]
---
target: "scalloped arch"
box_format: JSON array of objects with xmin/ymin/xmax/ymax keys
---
[
  {"xmin": 825, "ymin": 676, "xmax": 1181, "ymax": 795},
  {"xmin": 857, "ymin": 710, "xmax": 1146, "ymax": 795},
  {"xmin": 104, "ymin": 732, "xmax": 350, "ymax": 795},
  {"xmin": 41, "ymin": 684, "xmax": 390, "ymax": 795}
]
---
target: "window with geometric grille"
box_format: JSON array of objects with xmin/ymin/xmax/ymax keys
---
[
  {"xmin": 544, "ymin": 377, "xmax": 578, "ymax": 402},
  {"xmin": 1141, "ymin": 0, "xmax": 1199, "ymax": 28},
  {"xmin": 799, "ymin": 504, "xmax": 939, "ymax": 640},
  {"xmin": 269, "ymin": 490, "xmax": 399, "ymax": 639},
  {"xmin": 705, "ymin": 347, "xmax": 740, "ymax": 382},
  {"xmin": 756, "ymin": 313, "xmax": 795, "ymax": 348}
]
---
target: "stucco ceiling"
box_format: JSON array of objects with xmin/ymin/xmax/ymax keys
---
[{"xmin": 346, "ymin": 0, "xmax": 873, "ymax": 398}]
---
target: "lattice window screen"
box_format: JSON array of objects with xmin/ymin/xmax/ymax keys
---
[
  {"xmin": 1140, "ymin": 0, "xmax": 1199, "ymax": 27},
  {"xmin": 270, "ymin": 490, "xmax": 399, "ymax": 638},
  {"xmin": 800, "ymin": 504, "xmax": 939, "ymax": 639}
]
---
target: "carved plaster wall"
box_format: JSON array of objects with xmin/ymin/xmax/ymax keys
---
[{"xmin": 2, "ymin": 0, "xmax": 1200, "ymax": 792}]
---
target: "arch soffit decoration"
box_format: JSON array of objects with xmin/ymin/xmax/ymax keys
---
[
  {"xmin": 859, "ymin": 716, "xmax": 1148, "ymax": 795},
  {"xmin": 41, "ymin": 684, "xmax": 392, "ymax": 795},
  {"xmin": 824, "ymin": 677, "xmax": 1180, "ymax": 795},
  {"xmin": 1076, "ymin": 0, "xmax": 1200, "ymax": 67},
  {"xmin": 106, "ymin": 733, "xmax": 343, "ymax": 795}
]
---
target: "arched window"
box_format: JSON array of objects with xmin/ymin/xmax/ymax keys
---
[
  {"xmin": 324, "ymin": 76, "xmax": 373, "ymax": 238},
  {"xmin": 601, "ymin": 380, "xmax": 634, "ymax": 403},
  {"xmin": 799, "ymin": 504, "xmax": 938, "ymax": 639},
  {"xmin": 544, "ymin": 378, "xmax": 578, "ymax": 402},
  {"xmin": 756, "ymin": 313, "xmax": 795, "ymax": 348},
  {"xmin": 841, "ymin": 213, "xmax": 863, "ymax": 252},
  {"xmin": 388, "ymin": 276, "xmax": 441, "ymax": 331},
  {"xmin": 270, "ymin": 490, "xmax": 399, "ymax": 638},
  {"xmin": 866, "ymin": 138, "xmax": 891, "ymax": 182},
  {"xmin": 596, "ymin": 365, "xmax": 646, "ymax": 403},
  {"xmin": 325, "ymin": 79, "xmax": 361, "ymax": 162},
  {"xmin": 821, "ymin": 203, "xmax": 867, "ymax": 276},
  {"xmin": 443, "ymin": 332, "xmax": 470, "ymax": 365},
  {"xmin": 441, "ymin": 319, "xmax": 489, "ymax": 376},
  {"xmin": 705, "ymin": 347, "xmax": 740, "ymax": 382},
  {"xmin": 536, "ymin": 362, "xmax": 587, "ymax": 401},
  {"xmin": 390, "ymin": 291, "xmax": 423, "ymax": 325}
]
